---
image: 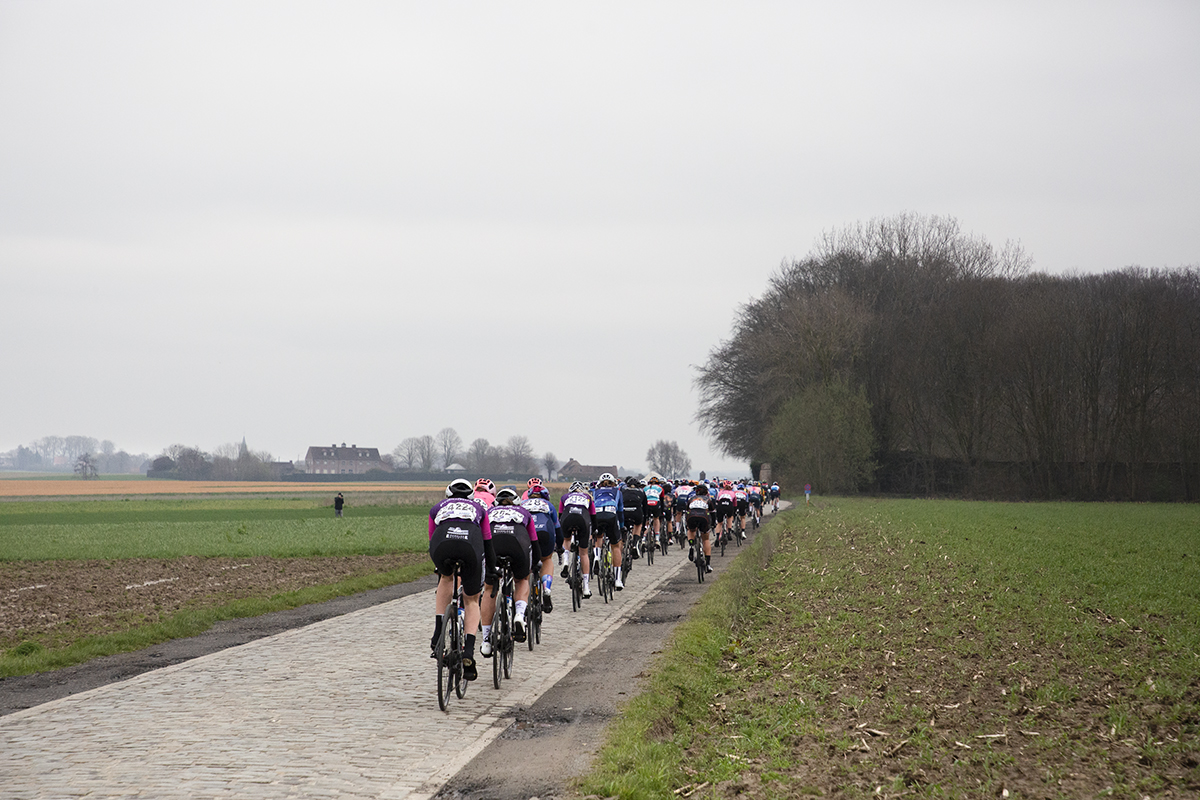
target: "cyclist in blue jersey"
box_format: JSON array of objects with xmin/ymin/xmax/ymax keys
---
[
  {"xmin": 521, "ymin": 484, "xmax": 561, "ymax": 612},
  {"xmin": 643, "ymin": 475, "xmax": 667, "ymax": 546},
  {"xmin": 592, "ymin": 472, "xmax": 627, "ymax": 590}
]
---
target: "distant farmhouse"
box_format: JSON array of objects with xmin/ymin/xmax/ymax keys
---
[
  {"xmin": 304, "ymin": 444, "xmax": 390, "ymax": 475},
  {"xmin": 557, "ymin": 458, "xmax": 619, "ymax": 480}
]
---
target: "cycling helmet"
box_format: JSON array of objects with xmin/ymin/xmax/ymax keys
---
[
  {"xmin": 446, "ymin": 478, "xmax": 474, "ymax": 498},
  {"xmin": 649, "ymin": 475, "xmax": 660, "ymax": 484},
  {"xmin": 598, "ymin": 472, "xmax": 616, "ymax": 486},
  {"xmin": 495, "ymin": 487, "xmax": 519, "ymax": 504},
  {"xmin": 530, "ymin": 486, "xmax": 550, "ymax": 499},
  {"xmin": 475, "ymin": 477, "xmax": 495, "ymax": 493},
  {"xmin": 694, "ymin": 482, "xmax": 709, "ymax": 496},
  {"xmin": 527, "ymin": 477, "xmax": 543, "ymax": 488},
  {"xmin": 569, "ymin": 481, "xmax": 586, "ymax": 492}
]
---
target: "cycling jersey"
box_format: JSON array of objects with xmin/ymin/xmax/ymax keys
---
[
  {"xmin": 521, "ymin": 494, "xmax": 561, "ymax": 558},
  {"xmin": 487, "ymin": 504, "xmax": 537, "ymax": 580},
  {"xmin": 621, "ymin": 485, "xmax": 647, "ymax": 524},
  {"xmin": 685, "ymin": 494, "xmax": 714, "ymax": 533},
  {"xmin": 428, "ymin": 496, "xmax": 492, "ymax": 595}
]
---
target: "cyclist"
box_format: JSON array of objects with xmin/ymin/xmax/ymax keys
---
[
  {"xmin": 593, "ymin": 473, "xmax": 626, "ymax": 590},
  {"xmin": 521, "ymin": 484, "xmax": 561, "ymax": 612},
  {"xmin": 734, "ymin": 483, "xmax": 750, "ymax": 540},
  {"xmin": 620, "ymin": 476, "xmax": 647, "ymax": 562},
  {"xmin": 672, "ymin": 480, "xmax": 693, "ymax": 538},
  {"xmin": 769, "ymin": 481, "xmax": 781, "ymax": 512},
  {"xmin": 480, "ymin": 487, "xmax": 539, "ymax": 656},
  {"xmin": 428, "ymin": 477, "xmax": 495, "ymax": 682},
  {"xmin": 473, "ymin": 478, "xmax": 496, "ymax": 507},
  {"xmin": 714, "ymin": 480, "xmax": 737, "ymax": 544},
  {"xmin": 748, "ymin": 481, "xmax": 764, "ymax": 526},
  {"xmin": 559, "ymin": 481, "xmax": 596, "ymax": 598},
  {"xmin": 686, "ymin": 482, "xmax": 715, "ymax": 573},
  {"xmin": 520, "ymin": 476, "xmax": 544, "ymax": 502},
  {"xmin": 642, "ymin": 475, "xmax": 666, "ymax": 551}
]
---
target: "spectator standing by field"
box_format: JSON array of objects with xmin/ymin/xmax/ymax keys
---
[{"xmin": 334, "ymin": 493, "xmax": 345, "ymax": 518}]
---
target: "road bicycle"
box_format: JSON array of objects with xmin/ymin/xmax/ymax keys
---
[
  {"xmin": 489, "ymin": 556, "xmax": 516, "ymax": 689},
  {"xmin": 594, "ymin": 538, "xmax": 615, "ymax": 603},
  {"xmin": 621, "ymin": 527, "xmax": 634, "ymax": 583},
  {"xmin": 693, "ymin": 532, "xmax": 707, "ymax": 583},
  {"xmin": 527, "ymin": 564, "xmax": 543, "ymax": 650},
  {"xmin": 435, "ymin": 559, "xmax": 469, "ymax": 711},
  {"xmin": 566, "ymin": 540, "xmax": 586, "ymax": 612},
  {"xmin": 643, "ymin": 525, "xmax": 655, "ymax": 566}
]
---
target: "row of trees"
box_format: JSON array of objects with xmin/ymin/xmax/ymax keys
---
[
  {"xmin": 697, "ymin": 213, "xmax": 1200, "ymax": 500},
  {"xmin": 392, "ymin": 428, "xmax": 558, "ymax": 477},
  {"xmin": 3, "ymin": 436, "xmax": 150, "ymax": 474},
  {"xmin": 149, "ymin": 441, "xmax": 277, "ymax": 481}
]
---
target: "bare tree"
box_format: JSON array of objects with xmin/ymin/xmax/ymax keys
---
[
  {"xmin": 542, "ymin": 451, "xmax": 560, "ymax": 479},
  {"xmin": 415, "ymin": 435, "xmax": 437, "ymax": 471},
  {"xmin": 436, "ymin": 428, "xmax": 462, "ymax": 469},
  {"xmin": 393, "ymin": 438, "xmax": 420, "ymax": 470},
  {"xmin": 74, "ymin": 453, "xmax": 98, "ymax": 479},
  {"xmin": 505, "ymin": 435, "xmax": 536, "ymax": 474},
  {"xmin": 646, "ymin": 440, "xmax": 691, "ymax": 479}
]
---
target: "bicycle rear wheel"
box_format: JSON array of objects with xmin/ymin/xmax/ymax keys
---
[
  {"xmin": 436, "ymin": 604, "xmax": 454, "ymax": 711},
  {"xmin": 646, "ymin": 533, "xmax": 654, "ymax": 565},
  {"xmin": 492, "ymin": 604, "xmax": 505, "ymax": 689}
]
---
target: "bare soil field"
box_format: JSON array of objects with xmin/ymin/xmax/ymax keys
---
[{"xmin": 0, "ymin": 554, "xmax": 426, "ymax": 652}]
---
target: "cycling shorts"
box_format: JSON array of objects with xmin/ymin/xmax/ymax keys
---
[
  {"xmin": 593, "ymin": 512, "xmax": 621, "ymax": 544},
  {"xmin": 491, "ymin": 528, "xmax": 533, "ymax": 581},
  {"xmin": 561, "ymin": 512, "xmax": 591, "ymax": 540},
  {"xmin": 714, "ymin": 502, "xmax": 735, "ymax": 521},
  {"xmin": 645, "ymin": 503, "xmax": 664, "ymax": 519},
  {"xmin": 736, "ymin": 500, "xmax": 749, "ymax": 515},
  {"xmin": 674, "ymin": 497, "xmax": 688, "ymax": 512},
  {"xmin": 624, "ymin": 510, "xmax": 644, "ymax": 528},
  {"xmin": 429, "ymin": 521, "xmax": 486, "ymax": 596},
  {"xmin": 751, "ymin": 496, "xmax": 763, "ymax": 508},
  {"xmin": 686, "ymin": 513, "xmax": 711, "ymax": 534},
  {"xmin": 534, "ymin": 526, "xmax": 556, "ymax": 562}
]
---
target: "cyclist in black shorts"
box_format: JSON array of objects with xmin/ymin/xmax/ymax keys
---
[
  {"xmin": 480, "ymin": 487, "xmax": 539, "ymax": 655},
  {"xmin": 620, "ymin": 477, "xmax": 647, "ymax": 562},
  {"xmin": 428, "ymin": 478, "xmax": 496, "ymax": 681},
  {"xmin": 559, "ymin": 481, "xmax": 596, "ymax": 598},
  {"xmin": 685, "ymin": 482, "xmax": 715, "ymax": 573}
]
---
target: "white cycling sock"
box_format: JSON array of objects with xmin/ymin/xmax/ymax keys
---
[
  {"xmin": 515, "ymin": 600, "xmax": 527, "ymax": 618},
  {"xmin": 481, "ymin": 624, "xmax": 491, "ymax": 640},
  {"xmin": 583, "ymin": 575, "xmax": 590, "ymax": 591},
  {"xmin": 543, "ymin": 574, "xmax": 552, "ymax": 592}
]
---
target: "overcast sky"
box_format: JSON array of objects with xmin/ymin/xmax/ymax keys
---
[{"xmin": 2, "ymin": 1, "xmax": 1198, "ymax": 475}]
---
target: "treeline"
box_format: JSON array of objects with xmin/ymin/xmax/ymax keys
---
[
  {"xmin": 148, "ymin": 442, "xmax": 277, "ymax": 481},
  {"xmin": 697, "ymin": 213, "xmax": 1200, "ymax": 501},
  {"xmin": 2, "ymin": 436, "xmax": 150, "ymax": 474},
  {"xmin": 391, "ymin": 429, "xmax": 557, "ymax": 477}
]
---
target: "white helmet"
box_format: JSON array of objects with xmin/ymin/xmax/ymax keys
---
[{"xmin": 598, "ymin": 472, "xmax": 616, "ymax": 486}]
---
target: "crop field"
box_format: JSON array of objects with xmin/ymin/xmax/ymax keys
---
[
  {"xmin": 0, "ymin": 493, "xmax": 436, "ymax": 676},
  {"xmin": 0, "ymin": 478, "xmax": 450, "ymax": 499},
  {"xmin": 584, "ymin": 498, "xmax": 1200, "ymax": 799}
]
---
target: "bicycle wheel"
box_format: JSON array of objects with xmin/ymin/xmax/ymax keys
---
[
  {"xmin": 502, "ymin": 602, "xmax": 514, "ymax": 680},
  {"xmin": 720, "ymin": 528, "xmax": 727, "ymax": 557},
  {"xmin": 436, "ymin": 602, "xmax": 455, "ymax": 711},
  {"xmin": 646, "ymin": 533, "xmax": 654, "ymax": 565},
  {"xmin": 696, "ymin": 544, "xmax": 706, "ymax": 583},
  {"xmin": 492, "ymin": 604, "xmax": 505, "ymax": 689},
  {"xmin": 570, "ymin": 550, "xmax": 582, "ymax": 612}
]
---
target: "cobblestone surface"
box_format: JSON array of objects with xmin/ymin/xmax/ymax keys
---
[{"xmin": 0, "ymin": 548, "xmax": 691, "ymax": 799}]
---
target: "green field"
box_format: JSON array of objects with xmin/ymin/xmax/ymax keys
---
[
  {"xmin": 0, "ymin": 498, "xmax": 429, "ymax": 560},
  {"xmin": 584, "ymin": 498, "xmax": 1200, "ymax": 799}
]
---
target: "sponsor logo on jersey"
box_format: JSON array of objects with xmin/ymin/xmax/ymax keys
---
[
  {"xmin": 522, "ymin": 498, "xmax": 552, "ymax": 514},
  {"xmin": 446, "ymin": 526, "xmax": 470, "ymax": 539},
  {"xmin": 489, "ymin": 507, "xmax": 527, "ymax": 524}
]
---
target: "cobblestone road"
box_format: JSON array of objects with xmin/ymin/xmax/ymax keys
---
[{"xmin": 1, "ymin": 548, "xmax": 693, "ymax": 799}]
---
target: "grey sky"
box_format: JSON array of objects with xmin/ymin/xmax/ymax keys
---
[{"xmin": 2, "ymin": 1, "xmax": 1198, "ymax": 474}]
